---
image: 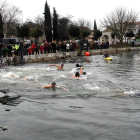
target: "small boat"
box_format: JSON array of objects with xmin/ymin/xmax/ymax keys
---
[{"xmin": 103, "ymin": 57, "xmax": 113, "ymax": 61}]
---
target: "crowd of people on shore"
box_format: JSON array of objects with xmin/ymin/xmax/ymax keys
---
[{"xmin": 1, "ymin": 39, "xmax": 110, "ymax": 57}]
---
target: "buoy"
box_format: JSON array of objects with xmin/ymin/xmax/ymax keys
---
[{"xmin": 85, "ymin": 52, "xmax": 90, "ymax": 56}]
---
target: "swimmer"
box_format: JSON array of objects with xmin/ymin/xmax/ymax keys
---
[
  {"xmin": 21, "ymin": 77, "xmax": 38, "ymax": 81},
  {"xmin": 41, "ymin": 81, "xmax": 56, "ymax": 89},
  {"xmin": 76, "ymin": 64, "xmax": 83, "ymax": 67},
  {"xmin": 71, "ymin": 66, "xmax": 86, "ymax": 79},
  {"xmin": 49, "ymin": 63, "xmax": 64, "ymax": 70},
  {"xmin": 11, "ymin": 74, "xmax": 37, "ymax": 81},
  {"xmin": 82, "ymin": 72, "xmax": 86, "ymax": 75},
  {"xmin": 75, "ymin": 64, "xmax": 84, "ymax": 70},
  {"xmin": 70, "ymin": 72, "xmax": 81, "ymax": 79},
  {"xmin": 42, "ymin": 82, "xmax": 69, "ymax": 91}
]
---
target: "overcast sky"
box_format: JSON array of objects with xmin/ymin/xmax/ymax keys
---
[{"xmin": 7, "ymin": 0, "xmax": 140, "ymax": 29}]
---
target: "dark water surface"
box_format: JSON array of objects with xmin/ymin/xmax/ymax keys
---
[{"xmin": 0, "ymin": 52, "xmax": 140, "ymax": 140}]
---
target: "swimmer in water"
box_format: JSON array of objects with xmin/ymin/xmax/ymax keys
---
[
  {"xmin": 11, "ymin": 74, "xmax": 37, "ymax": 81},
  {"xmin": 49, "ymin": 63, "xmax": 64, "ymax": 70},
  {"xmin": 71, "ymin": 67, "xmax": 85, "ymax": 79},
  {"xmin": 82, "ymin": 72, "xmax": 86, "ymax": 75},
  {"xmin": 75, "ymin": 64, "xmax": 83, "ymax": 70},
  {"xmin": 70, "ymin": 72, "xmax": 81, "ymax": 79},
  {"xmin": 76, "ymin": 64, "xmax": 83, "ymax": 67},
  {"xmin": 42, "ymin": 82, "xmax": 69, "ymax": 91},
  {"xmin": 21, "ymin": 77, "xmax": 38, "ymax": 81}
]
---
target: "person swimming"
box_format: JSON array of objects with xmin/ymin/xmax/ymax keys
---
[
  {"xmin": 75, "ymin": 64, "xmax": 83, "ymax": 70},
  {"xmin": 82, "ymin": 72, "xmax": 86, "ymax": 75},
  {"xmin": 42, "ymin": 82, "xmax": 68, "ymax": 91},
  {"xmin": 49, "ymin": 63, "xmax": 64, "ymax": 70},
  {"xmin": 11, "ymin": 74, "xmax": 37, "ymax": 81},
  {"xmin": 42, "ymin": 81, "xmax": 56, "ymax": 89},
  {"xmin": 70, "ymin": 72, "xmax": 80, "ymax": 79},
  {"xmin": 76, "ymin": 64, "xmax": 83, "ymax": 67}
]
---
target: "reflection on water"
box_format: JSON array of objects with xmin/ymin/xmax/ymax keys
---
[
  {"xmin": 0, "ymin": 52, "xmax": 140, "ymax": 140},
  {"xmin": 0, "ymin": 95, "xmax": 21, "ymax": 106}
]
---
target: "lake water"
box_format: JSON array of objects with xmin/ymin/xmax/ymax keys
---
[{"xmin": 0, "ymin": 52, "xmax": 140, "ymax": 140}]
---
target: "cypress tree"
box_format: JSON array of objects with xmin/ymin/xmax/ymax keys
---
[
  {"xmin": 93, "ymin": 20, "xmax": 98, "ymax": 40},
  {"xmin": 53, "ymin": 7, "xmax": 59, "ymax": 41},
  {"xmin": 44, "ymin": 1, "xmax": 52, "ymax": 43},
  {"xmin": 0, "ymin": 13, "xmax": 4, "ymax": 39}
]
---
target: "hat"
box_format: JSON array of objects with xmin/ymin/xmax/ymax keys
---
[
  {"xmin": 52, "ymin": 82, "xmax": 56, "ymax": 85},
  {"xmin": 61, "ymin": 63, "xmax": 64, "ymax": 66}
]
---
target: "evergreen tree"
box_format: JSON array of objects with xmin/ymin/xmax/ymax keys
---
[
  {"xmin": 68, "ymin": 24, "xmax": 80, "ymax": 39},
  {"xmin": 0, "ymin": 13, "xmax": 4, "ymax": 39},
  {"xmin": 16, "ymin": 24, "xmax": 30, "ymax": 41},
  {"xmin": 31, "ymin": 29, "xmax": 43, "ymax": 43},
  {"xmin": 44, "ymin": 1, "xmax": 52, "ymax": 42},
  {"xmin": 53, "ymin": 7, "xmax": 59, "ymax": 41},
  {"xmin": 125, "ymin": 30, "xmax": 135, "ymax": 38},
  {"xmin": 58, "ymin": 17, "xmax": 70, "ymax": 41},
  {"xmin": 93, "ymin": 20, "xmax": 98, "ymax": 40},
  {"xmin": 81, "ymin": 30, "xmax": 91, "ymax": 38}
]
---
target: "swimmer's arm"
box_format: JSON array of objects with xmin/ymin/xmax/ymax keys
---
[
  {"xmin": 61, "ymin": 86, "xmax": 69, "ymax": 91},
  {"xmin": 79, "ymin": 68, "xmax": 83, "ymax": 75},
  {"xmin": 22, "ymin": 77, "xmax": 27, "ymax": 81},
  {"xmin": 70, "ymin": 76, "xmax": 75, "ymax": 79},
  {"xmin": 49, "ymin": 64, "xmax": 60, "ymax": 67},
  {"xmin": 57, "ymin": 86, "xmax": 69, "ymax": 91},
  {"xmin": 41, "ymin": 85, "xmax": 52, "ymax": 89}
]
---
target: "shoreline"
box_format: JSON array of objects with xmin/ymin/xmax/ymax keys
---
[{"xmin": 1, "ymin": 47, "xmax": 140, "ymax": 66}]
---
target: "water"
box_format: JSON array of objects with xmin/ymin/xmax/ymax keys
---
[{"xmin": 0, "ymin": 52, "xmax": 140, "ymax": 140}]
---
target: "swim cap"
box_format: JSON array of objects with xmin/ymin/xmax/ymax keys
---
[
  {"xmin": 61, "ymin": 63, "xmax": 64, "ymax": 66},
  {"xmin": 76, "ymin": 64, "xmax": 80, "ymax": 67},
  {"xmin": 52, "ymin": 82, "xmax": 56, "ymax": 85},
  {"xmin": 83, "ymin": 72, "xmax": 86, "ymax": 75},
  {"xmin": 75, "ymin": 72, "xmax": 80, "ymax": 77}
]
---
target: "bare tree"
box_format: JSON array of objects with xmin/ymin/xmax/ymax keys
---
[
  {"xmin": 101, "ymin": 7, "xmax": 138, "ymax": 43},
  {"xmin": 0, "ymin": 0, "xmax": 8, "ymax": 13},
  {"xmin": 0, "ymin": 1, "xmax": 21, "ymax": 37},
  {"xmin": 77, "ymin": 18, "xmax": 92, "ymax": 30},
  {"xmin": 34, "ymin": 15, "xmax": 44, "ymax": 30},
  {"xmin": 4, "ymin": 5, "xmax": 21, "ymax": 37}
]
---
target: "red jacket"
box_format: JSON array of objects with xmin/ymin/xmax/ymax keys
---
[{"xmin": 40, "ymin": 45, "xmax": 44, "ymax": 52}]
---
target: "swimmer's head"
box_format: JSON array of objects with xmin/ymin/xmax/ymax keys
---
[
  {"xmin": 76, "ymin": 64, "xmax": 83, "ymax": 67},
  {"xmin": 76, "ymin": 64, "xmax": 80, "ymax": 67},
  {"xmin": 75, "ymin": 72, "xmax": 80, "ymax": 77},
  {"xmin": 52, "ymin": 82, "xmax": 56, "ymax": 86},
  {"xmin": 61, "ymin": 63, "xmax": 64, "ymax": 67},
  {"xmin": 83, "ymin": 72, "xmax": 86, "ymax": 75}
]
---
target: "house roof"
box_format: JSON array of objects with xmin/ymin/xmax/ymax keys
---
[{"xmin": 134, "ymin": 22, "xmax": 140, "ymax": 25}]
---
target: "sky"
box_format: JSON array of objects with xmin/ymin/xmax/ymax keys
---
[{"xmin": 7, "ymin": 0, "xmax": 140, "ymax": 29}]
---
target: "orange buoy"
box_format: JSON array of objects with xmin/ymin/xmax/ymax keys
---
[{"xmin": 85, "ymin": 52, "xmax": 90, "ymax": 56}]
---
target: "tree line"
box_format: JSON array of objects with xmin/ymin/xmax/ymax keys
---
[{"xmin": 0, "ymin": 0, "xmax": 139, "ymax": 44}]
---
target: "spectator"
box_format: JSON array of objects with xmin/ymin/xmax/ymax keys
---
[
  {"xmin": 35, "ymin": 44, "xmax": 40, "ymax": 54},
  {"xmin": 51, "ymin": 40, "xmax": 57, "ymax": 53},
  {"xmin": 31, "ymin": 43, "xmax": 36, "ymax": 55},
  {"xmin": 44, "ymin": 41, "xmax": 48, "ymax": 54},
  {"xmin": 40, "ymin": 44, "xmax": 44, "ymax": 54},
  {"xmin": 2, "ymin": 45, "xmax": 8, "ymax": 57},
  {"xmin": 66, "ymin": 42, "xmax": 70, "ymax": 52},
  {"xmin": 106, "ymin": 41, "xmax": 109, "ymax": 49},
  {"xmin": 131, "ymin": 40, "xmax": 135, "ymax": 47}
]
